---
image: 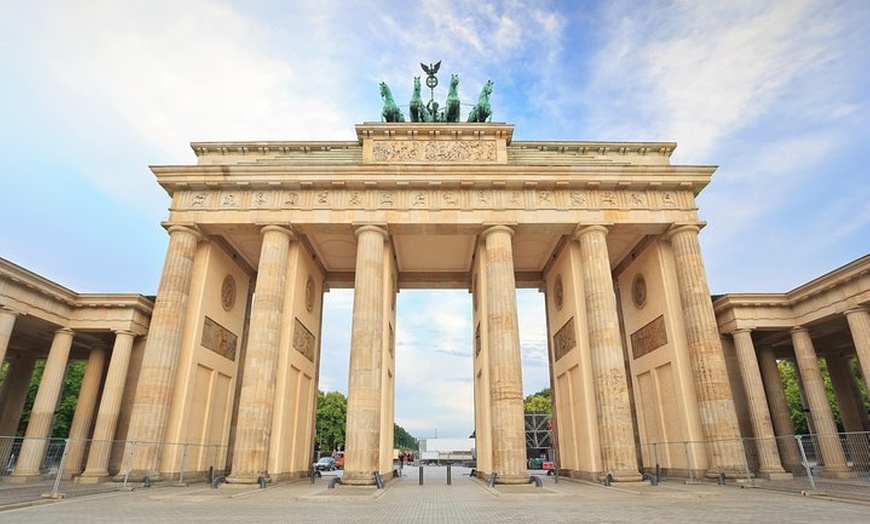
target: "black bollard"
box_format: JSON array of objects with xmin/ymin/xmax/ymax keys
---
[
  {"xmin": 447, "ymin": 464, "xmax": 452, "ymax": 485},
  {"xmin": 419, "ymin": 465, "xmax": 424, "ymax": 485}
]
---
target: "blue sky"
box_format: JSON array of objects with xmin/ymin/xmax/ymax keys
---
[{"xmin": 1, "ymin": 1, "xmax": 868, "ymax": 439}]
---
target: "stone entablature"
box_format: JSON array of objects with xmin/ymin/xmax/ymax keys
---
[
  {"xmin": 188, "ymin": 123, "xmax": 677, "ymax": 168},
  {"xmin": 714, "ymin": 255, "xmax": 870, "ymax": 332},
  {"xmin": 0, "ymin": 257, "xmax": 152, "ymax": 335},
  {"xmin": 173, "ymin": 187, "xmax": 695, "ymax": 214}
]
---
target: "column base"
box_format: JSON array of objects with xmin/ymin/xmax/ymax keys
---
[
  {"xmin": 225, "ymin": 472, "xmax": 270, "ymax": 485},
  {"xmin": 4, "ymin": 474, "xmax": 44, "ymax": 484},
  {"xmin": 759, "ymin": 471, "xmax": 794, "ymax": 481},
  {"xmin": 113, "ymin": 470, "xmax": 162, "ymax": 483},
  {"xmin": 341, "ymin": 471, "xmax": 377, "ymax": 486},
  {"xmin": 603, "ymin": 470, "xmax": 644, "ymax": 483},
  {"xmin": 76, "ymin": 473, "xmax": 112, "ymax": 484}
]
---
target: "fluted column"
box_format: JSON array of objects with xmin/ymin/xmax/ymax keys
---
[
  {"xmin": 343, "ymin": 225, "xmax": 388, "ymax": 485},
  {"xmin": 482, "ymin": 225, "xmax": 527, "ymax": 484},
  {"xmin": 63, "ymin": 347, "xmax": 107, "ymax": 478},
  {"xmin": 0, "ymin": 354, "xmax": 36, "ymax": 435},
  {"xmin": 845, "ymin": 308, "xmax": 870, "ymax": 397},
  {"xmin": 667, "ymin": 224, "xmax": 743, "ymax": 475},
  {"xmin": 227, "ymin": 225, "xmax": 294, "ymax": 484},
  {"xmin": 731, "ymin": 329, "xmax": 788, "ymax": 477},
  {"xmin": 0, "ymin": 308, "xmax": 18, "ymax": 374},
  {"xmin": 826, "ymin": 353, "xmax": 869, "ymax": 466},
  {"xmin": 125, "ymin": 224, "xmax": 201, "ymax": 479},
  {"xmin": 575, "ymin": 225, "xmax": 641, "ymax": 482},
  {"xmin": 13, "ymin": 328, "xmax": 75, "ymax": 479},
  {"xmin": 757, "ymin": 346, "xmax": 803, "ymax": 471},
  {"xmin": 80, "ymin": 330, "xmax": 136, "ymax": 482},
  {"xmin": 790, "ymin": 327, "xmax": 849, "ymax": 473},
  {"xmin": 0, "ymin": 354, "xmax": 35, "ymax": 470}
]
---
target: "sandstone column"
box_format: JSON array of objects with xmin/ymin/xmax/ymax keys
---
[
  {"xmin": 62, "ymin": 347, "xmax": 107, "ymax": 478},
  {"xmin": 790, "ymin": 327, "xmax": 849, "ymax": 474},
  {"xmin": 757, "ymin": 346, "xmax": 803, "ymax": 471},
  {"xmin": 0, "ymin": 307, "xmax": 18, "ymax": 373},
  {"xmin": 343, "ymin": 225, "xmax": 388, "ymax": 485},
  {"xmin": 667, "ymin": 224, "xmax": 743, "ymax": 475},
  {"xmin": 0, "ymin": 354, "xmax": 35, "ymax": 469},
  {"xmin": 80, "ymin": 330, "xmax": 136, "ymax": 482},
  {"xmin": 845, "ymin": 308, "xmax": 870, "ymax": 397},
  {"xmin": 227, "ymin": 225, "xmax": 294, "ymax": 484},
  {"xmin": 731, "ymin": 329, "xmax": 789, "ymax": 478},
  {"xmin": 825, "ymin": 353, "xmax": 868, "ymax": 466},
  {"xmin": 13, "ymin": 328, "xmax": 74, "ymax": 479},
  {"xmin": 575, "ymin": 225, "xmax": 641, "ymax": 482},
  {"xmin": 0, "ymin": 356, "xmax": 35, "ymax": 431},
  {"xmin": 482, "ymin": 225, "xmax": 527, "ymax": 484},
  {"xmin": 124, "ymin": 224, "xmax": 201, "ymax": 479}
]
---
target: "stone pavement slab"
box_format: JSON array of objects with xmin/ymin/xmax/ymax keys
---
[{"xmin": 0, "ymin": 466, "xmax": 867, "ymax": 523}]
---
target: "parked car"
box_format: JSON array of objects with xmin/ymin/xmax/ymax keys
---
[{"xmin": 314, "ymin": 456, "xmax": 336, "ymax": 471}]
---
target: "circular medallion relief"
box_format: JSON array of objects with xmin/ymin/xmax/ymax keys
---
[
  {"xmin": 632, "ymin": 274, "xmax": 647, "ymax": 310},
  {"xmin": 221, "ymin": 275, "xmax": 236, "ymax": 311},
  {"xmin": 554, "ymin": 275, "xmax": 564, "ymax": 311},
  {"xmin": 305, "ymin": 276, "xmax": 316, "ymax": 312}
]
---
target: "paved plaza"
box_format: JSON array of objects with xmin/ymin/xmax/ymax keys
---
[{"xmin": 0, "ymin": 467, "xmax": 867, "ymax": 523}]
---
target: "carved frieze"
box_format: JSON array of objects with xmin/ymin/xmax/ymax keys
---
[
  {"xmin": 293, "ymin": 317, "xmax": 316, "ymax": 362},
  {"xmin": 371, "ymin": 140, "xmax": 497, "ymax": 163},
  {"xmin": 553, "ymin": 317, "xmax": 576, "ymax": 361},
  {"xmin": 181, "ymin": 188, "xmax": 690, "ymax": 212},
  {"xmin": 201, "ymin": 316, "xmax": 237, "ymax": 361},
  {"xmin": 630, "ymin": 315, "xmax": 668, "ymax": 359}
]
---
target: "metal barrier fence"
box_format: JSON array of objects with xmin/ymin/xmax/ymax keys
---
[
  {"xmin": 642, "ymin": 431, "xmax": 870, "ymax": 501},
  {"xmin": 0, "ymin": 436, "xmax": 228, "ymax": 507}
]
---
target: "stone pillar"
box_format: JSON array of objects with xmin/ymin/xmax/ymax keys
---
[
  {"xmin": 730, "ymin": 330, "xmax": 790, "ymax": 478},
  {"xmin": 227, "ymin": 225, "xmax": 294, "ymax": 484},
  {"xmin": 482, "ymin": 225, "xmax": 528, "ymax": 484},
  {"xmin": 575, "ymin": 225, "xmax": 641, "ymax": 482},
  {"xmin": 826, "ymin": 353, "xmax": 869, "ymax": 466},
  {"xmin": 790, "ymin": 327, "xmax": 849, "ymax": 474},
  {"xmin": 62, "ymin": 347, "xmax": 107, "ymax": 478},
  {"xmin": 343, "ymin": 225, "xmax": 388, "ymax": 485},
  {"xmin": 667, "ymin": 224, "xmax": 743, "ymax": 475},
  {"xmin": 757, "ymin": 346, "xmax": 803, "ymax": 472},
  {"xmin": 80, "ymin": 330, "xmax": 136, "ymax": 482},
  {"xmin": 845, "ymin": 308, "xmax": 870, "ymax": 397},
  {"xmin": 0, "ymin": 307, "xmax": 18, "ymax": 373},
  {"xmin": 0, "ymin": 354, "xmax": 36, "ymax": 468},
  {"xmin": 13, "ymin": 328, "xmax": 74, "ymax": 479},
  {"xmin": 124, "ymin": 224, "xmax": 201, "ymax": 480}
]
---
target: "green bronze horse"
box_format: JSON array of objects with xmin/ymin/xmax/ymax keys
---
[
  {"xmin": 379, "ymin": 81, "xmax": 405, "ymax": 123},
  {"xmin": 409, "ymin": 77, "xmax": 432, "ymax": 122},
  {"xmin": 445, "ymin": 74, "xmax": 460, "ymax": 122},
  {"xmin": 467, "ymin": 79, "xmax": 493, "ymax": 123}
]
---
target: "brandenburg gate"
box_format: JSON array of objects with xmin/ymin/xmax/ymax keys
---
[{"xmin": 113, "ymin": 107, "xmax": 752, "ymax": 485}]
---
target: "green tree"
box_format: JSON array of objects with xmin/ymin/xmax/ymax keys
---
[
  {"xmin": 394, "ymin": 423, "xmax": 418, "ymax": 451},
  {"xmin": 778, "ymin": 359, "xmax": 843, "ymax": 435},
  {"xmin": 524, "ymin": 387, "xmax": 552, "ymax": 414},
  {"xmin": 315, "ymin": 390, "xmax": 347, "ymax": 453},
  {"xmin": 17, "ymin": 360, "xmax": 85, "ymax": 438}
]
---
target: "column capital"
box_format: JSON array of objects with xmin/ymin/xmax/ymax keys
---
[
  {"xmin": 790, "ymin": 325, "xmax": 809, "ymax": 335},
  {"xmin": 112, "ymin": 329, "xmax": 137, "ymax": 338},
  {"xmin": 353, "ymin": 224, "xmax": 388, "ymax": 238},
  {"xmin": 0, "ymin": 306, "xmax": 23, "ymax": 316},
  {"xmin": 55, "ymin": 327, "xmax": 75, "ymax": 336},
  {"xmin": 259, "ymin": 224, "xmax": 296, "ymax": 240},
  {"xmin": 162, "ymin": 222, "xmax": 203, "ymax": 240},
  {"xmin": 665, "ymin": 222, "xmax": 706, "ymax": 240},
  {"xmin": 731, "ymin": 327, "xmax": 753, "ymax": 336},
  {"xmin": 844, "ymin": 307, "xmax": 868, "ymax": 316},
  {"xmin": 573, "ymin": 223, "xmax": 611, "ymax": 240},
  {"xmin": 481, "ymin": 224, "xmax": 515, "ymax": 239}
]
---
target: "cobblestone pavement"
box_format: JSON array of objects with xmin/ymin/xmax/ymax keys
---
[{"xmin": 1, "ymin": 467, "xmax": 867, "ymax": 523}]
